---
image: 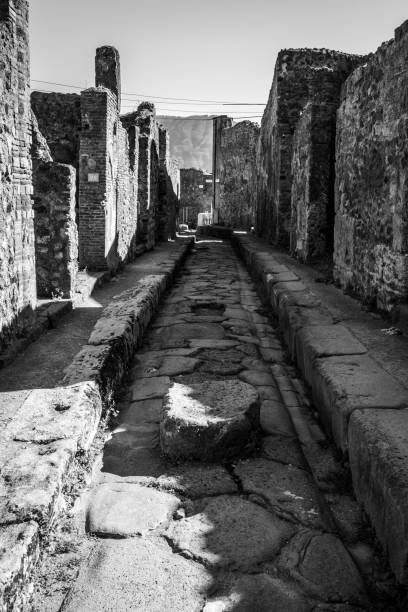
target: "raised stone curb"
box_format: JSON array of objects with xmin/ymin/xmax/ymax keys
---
[
  {"xmin": 232, "ymin": 232, "xmax": 408, "ymax": 583},
  {"xmin": 0, "ymin": 238, "xmax": 193, "ymax": 609}
]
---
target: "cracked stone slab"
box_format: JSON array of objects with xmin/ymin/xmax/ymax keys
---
[
  {"xmin": 261, "ymin": 435, "xmax": 308, "ymax": 470},
  {"xmin": 166, "ymin": 495, "xmax": 295, "ymax": 570},
  {"xmin": 190, "ymin": 339, "xmax": 239, "ymax": 350},
  {"xmin": 278, "ymin": 529, "xmax": 367, "ymax": 605},
  {"xmin": 312, "ymin": 354, "xmax": 408, "ymax": 452},
  {"xmin": 235, "ymin": 458, "xmax": 327, "ymax": 530},
  {"xmin": 239, "ymin": 370, "xmax": 276, "ymax": 387},
  {"xmin": 62, "ymin": 537, "xmax": 212, "ymax": 612},
  {"xmin": 296, "ymin": 325, "xmax": 367, "ymax": 386},
  {"xmin": 86, "ymin": 483, "xmax": 180, "ymax": 537},
  {"xmin": 119, "ymin": 399, "xmax": 162, "ymax": 426},
  {"xmin": 260, "ymin": 400, "xmax": 296, "ymax": 437},
  {"xmin": 156, "ymin": 464, "xmax": 238, "ymax": 498},
  {"xmin": 130, "ymin": 376, "xmax": 170, "ymax": 401},
  {"xmin": 151, "ymin": 322, "xmax": 226, "ymax": 344},
  {"xmin": 131, "ymin": 355, "xmax": 200, "ymax": 378},
  {"xmin": 203, "ymin": 574, "xmax": 311, "ymax": 612},
  {"xmin": 160, "ymin": 380, "xmax": 259, "ymax": 462}
]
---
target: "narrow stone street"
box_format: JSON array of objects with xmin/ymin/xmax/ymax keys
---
[{"xmin": 31, "ymin": 239, "xmax": 403, "ymax": 612}]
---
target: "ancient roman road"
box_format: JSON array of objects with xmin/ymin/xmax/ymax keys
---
[{"xmin": 34, "ymin": 239, "xmax": 403, "ymax": 611}]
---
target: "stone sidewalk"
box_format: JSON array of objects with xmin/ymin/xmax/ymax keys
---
[
  {"xmin": 46, "ymin": 240, "xmax": 404, "ymax": 612},
  {"xmin": 233, "ymin": 233, "xmax": 408, "ymax": 587},
  {"xmin": 0, "ymin": 238, "xmax": 192, "ymax": 611}
]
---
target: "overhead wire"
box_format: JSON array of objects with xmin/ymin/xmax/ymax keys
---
[{"xmin": 30, "ymin": 78, "xmax": 265, "ymax": 106}]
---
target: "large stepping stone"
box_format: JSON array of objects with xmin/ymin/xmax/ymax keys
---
[
  {"xmin": 166, "ymin": 495, "xmax": 295, "ymax": 570},
  {"xmin": 160, "ymin": 380, "xmax": 259, "ymax": 462}
]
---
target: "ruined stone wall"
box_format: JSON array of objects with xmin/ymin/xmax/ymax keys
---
[
  {"xmin": 30, "ymin": 92, "xmax": 81, "ymax": 168},
  {"xmin": 32, "ymin": 162, "xmax": 78, "ymax": 298},
  {"xmin": 158, "ymin": 126, "xmax": 180, "ymax": 240},
  {"xmin": 127, "ymin": 103, "xmax": 160, "ymax": 252},
  {"xmin": 256, "ymin": 49, "xmax": 364, "ymax": 248},
  {"xmin": 212, "ymin": 115, "xmax": 232, "ymax": 224},
  {"xmin": 216, "ymin": 120, "xmax": 259, "ymax": 229},
  {"xmin": 31, "ymin": 112, "xmax": 78, "ymax": 298},
  {"xmin": 0, "ymin": 0, "xmax": 36, "ymax": 351},
  {"xmin": 290, "ymin": 100, "xmax": 337, "ymax": 262},
  {"xmin": 180, "ymin": 168, "xmax": 212, "ymax": 227},
  {"xmin": 334, "ymin": 21, "xmax": 408, "ymax": 312}
]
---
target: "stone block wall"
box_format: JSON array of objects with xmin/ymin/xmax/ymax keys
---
[
  {"xmin": 334, "ymin": 21, "xmax": 408, "ymax": 312},
  {"xmin": 32, "ymin": 162, "xmax": 78, "ymax": 298},
  {"xmin": 290, "ymin": 100, "xmax": 337, "ymax": 262},
  {"xmin": 0, "ymin": 0, "xmax": 36, "ymax": 352},
  {"xmin": 256, "ymin": 49, "xmax": 365, "ymax": 248},
  {"xmin": 180, "ymin": 168, "xmax": 212, "ymax": 227},
  {"xmin": 214, "ymin": 120, "xmax": 259, "ymax": 229}
]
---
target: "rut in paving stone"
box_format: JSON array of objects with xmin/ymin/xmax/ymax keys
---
[{"xmin": 37, "ymin": 239, "xmax": 403, "ymax": 612}]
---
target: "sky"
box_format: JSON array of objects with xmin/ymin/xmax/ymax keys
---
[{"xmin": 30, "ymin": 0, "xmax": 408, "ymax": 120}]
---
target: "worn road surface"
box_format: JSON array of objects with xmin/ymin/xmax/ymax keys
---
[{"xmin": 32, "ymin": 240, "xmax": 404, "ymax": 611}]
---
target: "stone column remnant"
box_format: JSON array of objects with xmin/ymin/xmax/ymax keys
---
[{"xmin": 95, "ymin": 46, "xmax": 121, "ymax": 111}]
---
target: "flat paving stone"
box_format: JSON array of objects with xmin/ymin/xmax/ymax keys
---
[
  {"xmin": 261, "ymin": 434, "xmax": 308, "ymax": 470},
  {"xmin": 161, "ymin": 380, "xmax": 259, "ymax": 462},
  {"xmin": 156, "ymin": 464, "xmax": 238, "ymax": 498},
  {"xmin": 190, "ymin": 339, "xmax": 238, "ymax": 350},
  {"xmin": 131, "ymin": 355, "xmax": 200, "ymax": 378},
  {"xmin": 235, "ymin": 458, "xmax": 327, "ymax": 530},
  {"xmin": 153, "ymin": 322, "xmax": 226, "ymax": 342},
  {"xmin": 260, "ymin": 399, "xmax": 296, "ymax": 436},
  {"xmin": 119, "ymin": 399, "xmax": 162, "ymax": 425},
  {"xmin": 239, "ymin": 369, "xmax": 276, "ymax": 387},
  {"xmin": 62, "ymin": 537, "xmax": 212, "ymax": 612},
  {"xmin": 87, "ymin": 483, "xmax": 180, "ymax": 537},
  {"xmin": 278, "ymin": 529, "xmax": 367, "ymax": 605},
  {"xmin": 130, "ymin": 376, "xmax": 170, "ymax": 401},
  {"xmin": 166, "ymin": 495, "xmax": 295, "ymax": 570}
]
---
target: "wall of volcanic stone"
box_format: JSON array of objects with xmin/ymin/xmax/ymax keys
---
[
  {"xmin": 256, "ymin": 49, "xmax": 365, "ymax": 248},
  {"xmin": 158, "ymin": 126, "xmax": 180, "ymax": 241},
  {"xmin": 0, "ymin": 0, "xmax": 36, "ymax": 352},
  {"xmin": 30, "ymin": 92, "xmax": 81, "ymax": 169},
  {"xmin": 290, "ymin": 100, "xmax": 337, "ymax": 262},
  {"xmin": 216, "ymin": 120, "xmax": 259, "ymax": 229},
  {"xmin": 334, "ymin": 21, "xmax": 408, "ymax": 312}
]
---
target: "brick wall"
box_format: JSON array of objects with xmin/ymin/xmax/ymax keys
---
[
  {"xmin": 334, "ymin": 21, "xmax": 408, "ymax": 311},
  {"xmin": 256, "ymin": 49, "xmax": 364, "ymax": 248},
  {"xmin": 0, "ymin": 0, "xmax": 36, "ymax": 352},
  {"xmin": 215, "ymin": 120, "xmax": 259, "ymax": 229}
]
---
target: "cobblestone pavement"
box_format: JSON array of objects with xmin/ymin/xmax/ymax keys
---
[{"xmin": 34, "ymin": 240, "xmax": 405, "ymax": 611}]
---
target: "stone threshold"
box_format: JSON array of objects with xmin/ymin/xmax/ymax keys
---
[
  {"xmin": 232, "ymin": 232, "xmax": 408, "ymax": 585},
  {"xmin": 0, "ymin": 238, "xmax": 193, "ymax": 610}
]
